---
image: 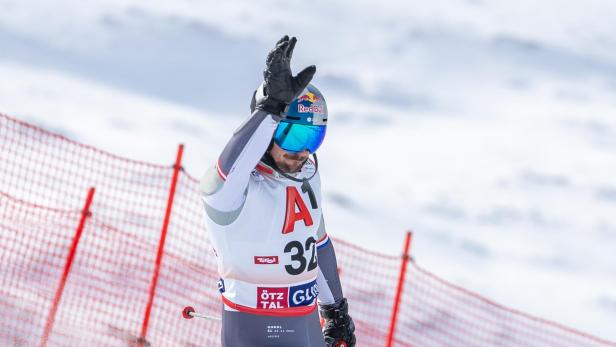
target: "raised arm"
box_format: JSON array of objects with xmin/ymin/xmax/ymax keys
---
[
  {"xmin": 200, "ymin": 35, "xmax": 316, "ymax": 213},
  {"xmin": 200, "ymin": 110, "xmax": 280, "ymax": 211}
]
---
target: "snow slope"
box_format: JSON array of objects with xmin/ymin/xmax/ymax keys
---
[{"xmin": 1, "ymin": 0, "xmax": 616, "ymax": 340}]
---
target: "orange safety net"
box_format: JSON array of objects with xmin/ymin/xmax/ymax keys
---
[{"xmin": 1, "ymin": 113, "xmax": 614, "ymax": 347}]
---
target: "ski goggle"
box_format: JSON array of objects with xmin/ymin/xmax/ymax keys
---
[{"xmin": 273, "ymin": 121, "xmax": 326, "ymax": 154}]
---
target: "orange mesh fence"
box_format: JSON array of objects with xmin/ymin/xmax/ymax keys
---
[
  {"xmin": 332, "ymin": 239, "xmax": 401, "ymax": 347},
  {"xmin": 0, "ymin": 113, "xmax": 220, "ymax": 346},
  {"xmin": 394, "ymin": 263, "xmax": 616, "ymax": 347},
  {"xmin": 0, "ymin": 192, "xmax": 81, "ymax": 346},
  {"xmin": 1, "ymin": 112, "xmax": 615, "ymax": 346}
]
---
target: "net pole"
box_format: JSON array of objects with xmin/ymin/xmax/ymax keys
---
[
  {"xmin": 39, "ymin": 187, "xmax": 96, "ymax": 347},
  {"xmin": 139, "ymin": 144, "xmax": 185, "ymax": 345},
  {"xmin": 386, "ymin": 231, "xmax": 413, "ymax": 347}
]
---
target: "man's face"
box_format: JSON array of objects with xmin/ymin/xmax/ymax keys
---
[{"xmin": 269, "ymin": 142, "xmax": 310, "ymax": 173}]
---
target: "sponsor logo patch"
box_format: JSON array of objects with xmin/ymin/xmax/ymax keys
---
[
  {"xmin": 298, "ymin": 104, "xmax": 325, "ymax": 114},
  {"xmin": 256, "ymin": 280, "xmax": 318, "ymax": 310},
  {"xmin": 298, "ymin": 92, "xmax": 320, "ymax": 103},
  {"xmin": 257, "ymin": 287, "xmax": 289, "ymax": 309},
  {"xmin": 254, "ymin": 256, "xmax": 279, "ymax": 265},
  {"xmin": 289, "ymin": 280, "xmax": 318, "ymax": 307}
]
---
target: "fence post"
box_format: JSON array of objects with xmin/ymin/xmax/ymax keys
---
[
  {"xmin": 39, "ymin": 187, "xmax": 96, "ymax": 347},
  {"xmin": 386, "ymin": 231, "xmax": 413, "ymax": 347},
  {"xmin": 139, "ymin": 144, "xmax": 184, "ymax": 345}
]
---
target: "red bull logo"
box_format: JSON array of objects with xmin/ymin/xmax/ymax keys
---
[
  {"xmin": 298, "ymin": 104, "xmax": 324, "ymax": 114},
  {"xmin": 298, "ymin": 92, "xmax": 320, "ymax": 103}
]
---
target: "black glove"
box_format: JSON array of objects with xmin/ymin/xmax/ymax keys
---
[
  {"xmin": 319, "ymin": 298, "xmax": 356, "ymax": 347},
  {"xmin": 254, "ymin": 35, "xmax": 316, "ymax": 116}
]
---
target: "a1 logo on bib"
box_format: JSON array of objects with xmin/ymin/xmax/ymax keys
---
[{"xmin": 282, "ymin": 186, "xmax": 313, "ymax": 234}]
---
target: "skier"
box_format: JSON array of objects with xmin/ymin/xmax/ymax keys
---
[{"xmin": 200, "ymin": 35, "xmax": 356, "ymax": 346}]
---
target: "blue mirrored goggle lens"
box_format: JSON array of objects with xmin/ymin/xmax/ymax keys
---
[{"xmin": 273, "ymin": 122, "xmax": 326, "ymax": 153}]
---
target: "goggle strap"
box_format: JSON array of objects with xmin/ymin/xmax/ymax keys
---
[{"xmin": 262, "ymin": 152, "xmax": 319, "ymax": 210}]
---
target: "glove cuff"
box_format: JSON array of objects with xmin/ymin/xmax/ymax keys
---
[
  {"xmin": 319, "ymin": 298, "xmax": 349, "ymax": 320},
  {"xmin": 256, "ymin": 98, "xmax": 287, "ymax": 117},
  {"xmin": 253, "ymin": 83, "xmax": 288, "ymax": 117}
]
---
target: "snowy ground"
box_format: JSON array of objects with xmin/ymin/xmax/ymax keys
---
[{"xmin": 1, "ymin": 0, "xmax": 616, "ymax": 341}]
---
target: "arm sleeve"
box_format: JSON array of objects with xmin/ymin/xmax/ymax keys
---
[
  {"xmin": 315, "ymin": 215, "xmax": 345, "ymax": 305},
  {"xmin": 200, "ymin": 110, "xmax": 280, "ymax": 213}
]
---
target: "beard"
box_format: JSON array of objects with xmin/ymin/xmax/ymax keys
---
[{"xmin": 277, "ymin": 156, "xmax": 308, "ymax": 173}]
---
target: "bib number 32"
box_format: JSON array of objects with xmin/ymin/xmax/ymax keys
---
[{"xmin": 284, "ymin": 237, "xmax": 318, "ymax": 275}]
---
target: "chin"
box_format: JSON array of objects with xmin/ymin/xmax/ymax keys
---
[
  {"xmin": 283, "ymin": 166, "xmax": 301, "ymax": 174},
  {"xmin": 281, "ymin": 163, "xmax": 303, "ymax": 173}
]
